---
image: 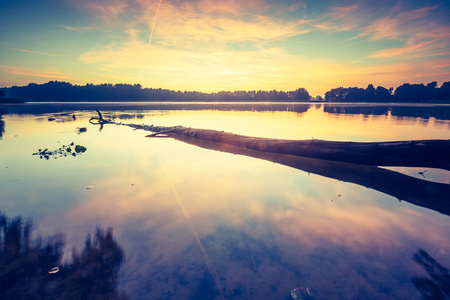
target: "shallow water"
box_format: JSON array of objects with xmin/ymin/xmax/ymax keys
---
[{"xmin": 0, "ymin": 103, "xmax": 449, "ymax": 299}]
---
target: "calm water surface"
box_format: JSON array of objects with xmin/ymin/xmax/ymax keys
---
[{"xmin": 0, "ymin": 103, "xmax": 449, "ymax": 299}]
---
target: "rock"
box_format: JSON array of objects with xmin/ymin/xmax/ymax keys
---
[{"xmin": 75, "ymin": 145, "xmax": 87, "ymax": 153}]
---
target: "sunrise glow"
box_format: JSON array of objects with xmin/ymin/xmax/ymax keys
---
[{"xmin": 1, "ymin": 0, "xmax": 449, "ymax": 96}]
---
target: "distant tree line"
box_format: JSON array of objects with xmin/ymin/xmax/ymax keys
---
[
  {"xmin": 325, "ymin": 82, "xmax": 450, "ymax": 102},
  {"xmin": 0, "ymin": 81, "xmax": 310, "ymax": 102},
  {"xmin": 1, "ymin": 80, "xmax": 449, "ymax": 102}
]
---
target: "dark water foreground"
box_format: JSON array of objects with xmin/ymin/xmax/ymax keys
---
[
  {"xmin": 1, "ymin": 210, "xmax": 449, "ymax": 300},
  {"xmin": 0, "ymin": 103, "xmax": 449, "ymax": 299},
  {"xmin": 0, "ymin": 212, "xmax": 127, "ymax": 300}
]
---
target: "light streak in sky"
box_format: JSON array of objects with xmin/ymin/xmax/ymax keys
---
[{"xmin": 149, "ymin": 0, "xmax": 163, "ymax": 44}]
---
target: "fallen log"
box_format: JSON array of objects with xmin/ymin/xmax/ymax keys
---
[
  {"xmin": 157, "ymin": 127, "xmax": 450, "ymax": 170},
  {"xmin": 90, "ymin": 110, "xmax": 450, "ymax": 170}
]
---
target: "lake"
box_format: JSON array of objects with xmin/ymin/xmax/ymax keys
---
[{"xmin": 0, "ymin": 102, "xmax": 449, "ymax": 299}]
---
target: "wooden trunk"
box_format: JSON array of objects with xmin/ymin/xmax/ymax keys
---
[{"xmin": 148, "ymin": 126, "xmax": 450, "ymax": 170}]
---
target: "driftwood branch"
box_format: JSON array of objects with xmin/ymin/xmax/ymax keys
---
[{"xmin": 89, "ymin": 109, "xmax": 109, "ymax": 125}]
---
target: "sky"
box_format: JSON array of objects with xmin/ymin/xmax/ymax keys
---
[{"xmin": 0, "ymin": 0, "xmax": 449, "ymax": 96}]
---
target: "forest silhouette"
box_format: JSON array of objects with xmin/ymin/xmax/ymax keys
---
[{"xmin": 1, "ymin": 81, "xmax": 449, "ymax": 103}]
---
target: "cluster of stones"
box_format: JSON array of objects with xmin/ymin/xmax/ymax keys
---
[{"xmin": 33, "ymin": 142, "xmax": 87, "ymax": 160}]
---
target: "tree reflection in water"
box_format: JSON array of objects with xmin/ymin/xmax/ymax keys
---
[
  {"xmin": 0, "ymin": 115, "xmax": 4, "ymax": 139},
  {"xmin": 0, "ymin": 212, "xmax": 127, "ymax": 300},
  {"xmin": 412, "ymin": 249, "xmax": 450, "ymax": 300}
]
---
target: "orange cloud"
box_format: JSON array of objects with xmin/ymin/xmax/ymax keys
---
[
  {"xmin": 312, "ymin": 3, "xmax": 363, "ymax": 31},
  {"xmin": 313, "ymin": 3, "xmax": 450, "ymax": 63},
  {"xmin": 360, "ymin": 5, "xmax": 438, "ymax": 41},
  {"xmin": 71, "ymin": 0, "xmax": 450, "ymax": 95},
  {"xmin": 6, "ymin": 48, "xmax": 63, "ymax": 57},
  {"xmin": 138, "ymin": 0, "xmax": 309, "ymax": 48},
  {"xmin": 367, "ymin": 39, "xmax": 441, "ymax": 58},
  {"xmin": 0, "ymin": 65, "xmax": 70, "ymax": 79},
  {"xmin": 58, "ymin": 25, "xmax": 93, "ymax": 33},
  {"xmin": 87, "ymin": 0, "xmax": 127, "ymax": 17},
  {"xmin": 79, "ymin": 30, "xmax": 450, "ymax": 96},
  {"xmin": 357, "ymin": 5, "xmax": 450, "ymax": 61}
]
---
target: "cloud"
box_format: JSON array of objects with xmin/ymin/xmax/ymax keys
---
[
  {"xmin": 364, "ymin": 11, "xmax": 450, "ymax": 60},
  {"xmin": 72, "ymin": 0, "xmax": 450, "ymax": 95},
  {"xmin": 139, "ymin": 0, "xmax": 309, "ymax": 48},
  {"xmin": 311, "ymin": 3, "xmax": 365, "ymax": 31},
  {"xmin": 0, "ymin": 64, "xmax": 70, "ymax": 79},
  {"xmin": 362, "ymin": 5, "xmax": 441, "ymax": 41},
  {"xmin": 73, "ymin": 0, "xmax": 310, "ymax": 48},
  {"xmin": 79, "ymin": 35, "xmax": 293, "ymax": 90},
  {"xmin": 75, "ymin": 0, "xmax": 314, "ymax": 90},
  {"xmin": 78, "ymin": 27, "xmax": 449, "ymax": 96},
  {"xmin": 311, "ymin": 2, "xmax": 450, "ymax": 63},
  {"xmin": 366, "ymin": 39, "xmax": 448, "ymax": 59},
  {"xmin": 82, "ymin": 0, "xmax": 129, "ymax": 21},
  {"xmin": 58, "ymin": 25, "xmax": 93, "ymax": 33},
  {"xmin": 6, "ymin": 47, "xmax": 63, "ymax": 57}
]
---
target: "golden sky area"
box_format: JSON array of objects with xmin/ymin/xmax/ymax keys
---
[{"xmin": 1, "ymin": 0, "xmax": 449, "ymax": 96}]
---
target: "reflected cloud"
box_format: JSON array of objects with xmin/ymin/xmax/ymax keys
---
[
  {"xmin": 56, "ymin": 148, "xmax": 450, "ymax": 298},
  {"xmin": 412, "ymin": 249, "xmax": 450, "ymax": 299},
  {"xmin": 272, "ymin": 192, "xmax": 450, "ymax": 251}
]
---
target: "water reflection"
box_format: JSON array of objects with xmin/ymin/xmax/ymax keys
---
[
  {"xmin": 170, "ymin": 135, "xmax": 450, "ymax": 217},
  {"xmin": 391, "ymin": 106, "xmax": 450, "ymax": 120},
  {"xmin": 2, "ymin": 102, "xmax": 449, "ymax": 120},
  {"xmin": 0, "ymin": 102, "xmax": 311, "ymax": 115},
  {"xmin": 412, "ymin": 249, "xmax": 450, "ymax": 299},
  {"xmin": 324, "ymin": 104, "xmax": 390, "ymax": 116},
  {"xmin": 0, "ymin": 115, "xmax": 4, "ymax": 139},
  {"xmin": 1, "ymin": 105, "xmax": 450, "ymax": 299},
  {"xmin": 0, "ymin": 212, "xmax": 127, "ymax": 300},
  {"xmin": 46, "ymin": 113, "xmax": 78, "ymax": 123},
  {"xmin": 324, "ymin": 104, "xmax": 450, "ymax": 120}
]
